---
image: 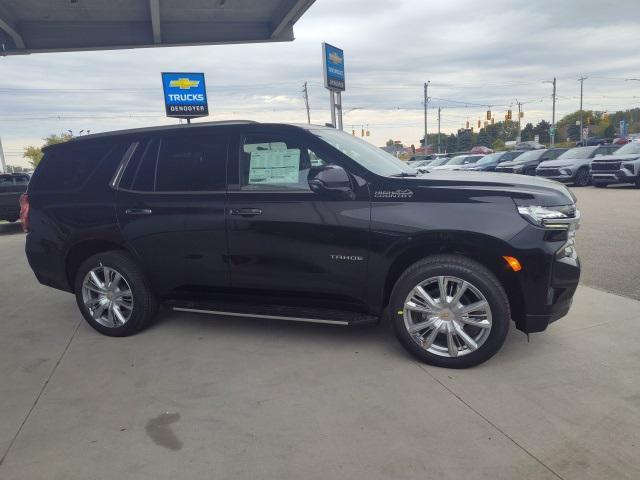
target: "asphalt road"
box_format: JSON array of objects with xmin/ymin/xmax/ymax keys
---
[
  {"xmin": 0, "ymin": 185, "xmax": 639, "ymax": 479},
  {"xmin": 570, "ymin": 184, "xmax": 640, "ymax": 300}
]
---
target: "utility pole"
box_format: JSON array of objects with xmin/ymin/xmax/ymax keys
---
[
  {"xmin": 437, "ymin": 107, "xmax": 442, "ymax": 153},
  {"xmin": 302, "ymin": 82, "xmax": 311, "ymax": 124},
  {"xmin": 551, "ymin": 78, "xmax": 556, "ymax": 147},
  {"xmin": 578, "ymin": 76, "xmax": 587, "ymax": 145},
  {"xmin": 0, "ymin": 137, "xmax": 6, "ymax": 173},
  {"xmin": 516, "ymin": 100, "xmax": 523, "ymax": 143},
  {"xmin": 424, "ymin": 81, "xmax": 430, "ymax": 153}
]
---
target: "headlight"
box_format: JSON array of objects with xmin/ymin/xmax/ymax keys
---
[
  {"xmin": 517, "ymin": 205, "xmax": 578, "ymax": 230},
  {"xmin": 623, "ymin": 163, "xmax": 635, "ymax": 173},
  {"xmin": 559, "ymin": 168, "xmax": 572, "ymax": 175}
]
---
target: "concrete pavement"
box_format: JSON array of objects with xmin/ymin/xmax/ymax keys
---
[{"xmin": 0, "ymin": 222, "xmax": 639, "ymax": 479}]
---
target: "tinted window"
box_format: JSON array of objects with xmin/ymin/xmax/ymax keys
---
[
  {"xmin": 610, "ymin": 142, "xmax": 640, "ymax": 155},
  {"xmin": 240, "ymin": 133, "xmax": 329, "ymax": 191},
  {"xmin": 0, "ymin": 175, "xmax": 12, "ymax": 185},
  {"xmin": 13, "ymin": 175, "xmax": 29, "ymax": 184},
  {"xmin": 156, "ymin": 135, "xmax": 227, "ymax": 192},
  {"xmin": 29, "ymin": 141, "xmax": 112, "ymax": 192},
  {"xmin": 119, "ymin": 140, "xmax": 156, "ymax": 191}
]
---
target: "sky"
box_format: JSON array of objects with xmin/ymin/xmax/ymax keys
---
[{"xmin": 1, "ymin": 0, "xmax": 640, "ymax": 167}]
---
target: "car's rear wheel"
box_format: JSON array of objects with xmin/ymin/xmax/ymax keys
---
[
  {"xmin": 74, "ymin": 250, "xmax": 158, "ymax": 336},
  {"xmin": 390, "ymin": 255, "xmax": 510, "ymax": 368},
  {"xmin": 573, "ymin": 167, "xmax": 590, "ymax": 187}
]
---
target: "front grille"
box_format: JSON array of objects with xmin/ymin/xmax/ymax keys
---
[
  {"xmin": 499, "ymin": 167, "xmax": 514, "ymax": 173},
  {"xmin": 537, "ymin": 169, "xmax": 560, "ymax": 177},
  {"xmin": 591, "ymin": 162, "xmax": 620, "ymax": 172}
]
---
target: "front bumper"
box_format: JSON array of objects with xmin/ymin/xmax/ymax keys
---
[
  {"xmin": 535, "ymin": 168, "xmax": 574, "ymax": 183},
  {"xmin": 507, "ymin": 220, "xmax": 581, "ymax": 333},
  {"xmin": 591, "ymin": 168, "xmax": 637, "ymax": 184}
]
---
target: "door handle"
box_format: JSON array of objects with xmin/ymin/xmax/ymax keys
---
[
  {"xmin": 125, "ymin": 208, "xmax": 152, "ymax": 215},
  {"xmin": 229, "ymin": 208, "xmax": 262, "ymax": 216}
]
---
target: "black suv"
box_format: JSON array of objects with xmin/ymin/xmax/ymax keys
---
[
  {"xmin": 23, "ymin": 122, "xmax": 581, "ymax": 368},
  {"xmin": 0, "ymin": 172, "xmax": 30, "ymax": 222},
  {"xmin": 495, "ymin": 148, "xmax": 567, "ymax": 176}
]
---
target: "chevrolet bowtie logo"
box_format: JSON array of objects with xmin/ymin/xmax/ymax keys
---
[{"xmin": 169, "ymin": 78, "xmax": 200, "ymax": 90}]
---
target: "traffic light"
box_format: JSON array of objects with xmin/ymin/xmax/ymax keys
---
[
  {"xmin": 507, "ymin": 110, "xmax": 512, "ymax": 120},
  {"xmin": 366, "ymin": 129, "xmax": 370, "ymax": 137},
  {"xmin": 491, "ymin": 117, "xmax": 495, "ymax": 125},
  {"xmin": 352, "ymin": 129, "xmax": 355, "ymax": 136},
  {"xmin": 486, "ymin": 110, "xmax": 491, "ymax": 120},
  {"xmin": 466, "ymin": 120, "xmax": 470, "ymax": 129},
  {"xmin": 361, "ymin": 128, "xmax": 365, "ymax": 137},
  {"xmin": 477, "ymin": 119, "xmax": 481, "ymax": 129},
  {"xmin": 519, "ymin": 111, "xmax": 524, "ymax": 118}
]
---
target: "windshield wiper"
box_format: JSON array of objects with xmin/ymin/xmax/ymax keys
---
[{"xmin": 390, "ymin": 172, "xmax": 417, "ymax": 177}]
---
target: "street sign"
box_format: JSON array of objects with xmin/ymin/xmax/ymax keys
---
[
  {"xmin": 322, "ymin": 43, "xmax": 345, "ymax": 91},
  {"xmin": 620, "ymin": 120, "xmax": 628, "ymax": 137},
  {"xmin": 161, "ymin": 72, "xmax": 209, "ymax": 119}
]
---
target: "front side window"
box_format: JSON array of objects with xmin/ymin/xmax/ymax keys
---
[{"xmin": 240, "ymin": 134, "xmax": 328, "ymax": 191}]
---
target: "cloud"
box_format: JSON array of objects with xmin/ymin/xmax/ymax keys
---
[{"xmin": 1, "ymin": 0, "xmax": 639, "ymax": 166}]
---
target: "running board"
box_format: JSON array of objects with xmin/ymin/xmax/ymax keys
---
[{"xmin": 168, "ymin": 301, "xmax": 379, "ymax": 327}]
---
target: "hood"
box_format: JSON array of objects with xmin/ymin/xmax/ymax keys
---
[
  {"xmin": 591, "ymin": 153, "xmax": 640, "ymax": 162},
  {"xmin": 537, "ymin": 158, "xmax": 584, "ymax": 168},
  {"xmin": 429, "ymin": 164, "xmax": 462, "ymax": 171},
  {"xmin": 401, "ymin": 170, "xmax": 575, "ymax": 206}
]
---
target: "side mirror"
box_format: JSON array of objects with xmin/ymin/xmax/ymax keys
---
[{"xmin": 308, "ymin": 165, "xmax": 354, "ymax": 199}]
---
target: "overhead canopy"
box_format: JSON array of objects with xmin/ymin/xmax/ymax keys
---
[{"xmin": 0, "ymin": 0, "xmax": 315, "ymax": 55}]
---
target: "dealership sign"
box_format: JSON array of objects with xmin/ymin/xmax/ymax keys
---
[
  {"xmin": 161, "ymin": 72, "xmax": 209, "ymax": 119},
  {"xmin": 322, "ymin": 43, "xmax": 345, "ymax": 91}
]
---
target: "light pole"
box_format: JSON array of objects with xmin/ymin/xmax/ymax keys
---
[
  {"xmin": 543, "ymin": 78, "xmax": 557, "ymax": 146},
  {"xmin": 424, "ymin": 81, "xmax": 430, "ymax": 152},
  {"xmin": 578, "ymin": 76, "xmax": 588, "ymax": 144}
]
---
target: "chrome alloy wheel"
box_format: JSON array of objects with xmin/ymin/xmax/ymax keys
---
[
  {"xmin": 81, "ymin": 265, "xmax": 134, "ymax": 328},
  {"xmin": 403, "ymin": 276, "xmax": 492, "ymax": 357}
]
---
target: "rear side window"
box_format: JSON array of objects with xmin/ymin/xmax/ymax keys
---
[
  {"xmin": 30, "ymin": 141, "xmax": 112, "ymax": 192},
  {"xmin": 155, "ymin": 135, "xmax": 227, "ymax": 192},
  {"xmin": 118, "ymin": 140, "xmax": 159, "ymax": 192}
]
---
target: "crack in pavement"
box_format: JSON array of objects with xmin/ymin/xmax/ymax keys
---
[
  {"xmin": 414, "ymin": 362, "xmax": 566, "ymax": 480},
  {"xmin": 0, "ymin": 320, "xmax": 83, "ymax": 466}
]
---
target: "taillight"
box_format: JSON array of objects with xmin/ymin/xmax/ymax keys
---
[{"xmin": 19, "ymin": 194, "xmax": 30, "ymax": 232}]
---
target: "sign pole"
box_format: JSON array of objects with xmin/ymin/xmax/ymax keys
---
[
  {"xmin": 336, "ymin": 91, "xmax": 343, "ymax": 130},
  {"xmin": 330, "ymin": 91, "xmax": 337, "ymax": 128}
]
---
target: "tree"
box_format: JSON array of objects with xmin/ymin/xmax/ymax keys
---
[
  {"xmin": 567, "ymin": 123, "xmax": 580, "ymax": 142},
  {"xmin": 445, "ymin": 134, "xmax": 457, "ymax": 153},
  {"xmin": 476, "ymin": 129, "xmax": 492, "ymax": 147},
  {"xmin": 456, "ymin": 129, "xmax": 473, "ymax": 151},
  {"xmin": 533, "ymin": 120, "xmax": 551, "ymax": 144},
  {"xmin": 492, "ymin": 139, "xmax": 505, "ymax": 151},
  {"xmin": 23, "ymin": 132, "xmax": 74, "ymax": 168},
  {"xmin": 520, "ymin": 123, "xmax": 534, "ymax": 142},
  {"xmin": 385, "ymin": 139, "xmax": 395, "ymax": 147}
]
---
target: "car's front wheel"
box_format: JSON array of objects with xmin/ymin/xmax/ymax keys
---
[
  {"xmin": 573, "ymin": 167, "xmax": 590, "ymax": 187},
  {"xmin": 74, "ymin": 250, "xmax": 158, "ymax": 336},
  {"xmin": 390, "ymin": 255, "xmax": 510, "ymax": 368}
]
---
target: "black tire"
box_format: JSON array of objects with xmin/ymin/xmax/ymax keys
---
[
  {"xmin": 4, "ymin": 216, "xmax": 19, "ymax": 223},
  {"xmin": 524, "ymin": 167, "xmax": 536, "ymax": 176},
  {"xmin": 74, "ymin": 250, "xmax": 158, "ymax": 337},
  {"xmin": 573, "ymin": 167, "xmax": 590, "ymax": 187},
  {"xmin": 593, "ymin": 181, "xmax": 608, "ymax": 188},
  {"xmin": 389, "ymin": 255, "xmax": 510, "ymax": 368}
]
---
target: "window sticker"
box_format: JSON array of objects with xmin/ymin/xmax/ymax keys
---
[{"xmin": 248, "ymin": 148, "xmax": 301, "ymax": 185}]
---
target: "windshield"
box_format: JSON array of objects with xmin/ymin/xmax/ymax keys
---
[
  {"xmin": 446, "ymin": 155, "xmax": 472, "ymax": 165},
  {"xmin": 511, "ymin": 150, "xmax": 544, "ymax": 163},
  {"xmin": 474, "ymin": 152, "xmax": 503, "ymax": 165},
  {"xmin": 313, "ymin": 129, "xmax": 414, "ymax": 176},
  {"xmin": 613, "ymin": 142, "xmax": 640, "ymax": 155},
  {"xmin": 557, "ymin": 146, "xmax": 596, "ymax": 160},
  {"xmin": 427, "ymin": 157, "xmax": 451, "ymax": 167}
]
